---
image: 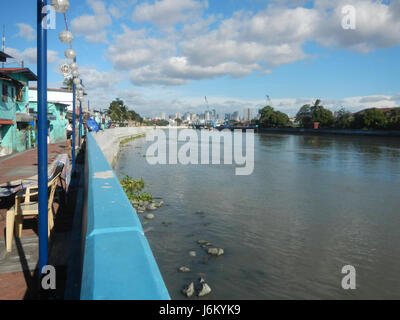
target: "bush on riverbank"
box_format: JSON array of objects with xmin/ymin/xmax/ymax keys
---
[{"xmin": 120, "ymin": 175, "xmax": 153, "ymax": 202}]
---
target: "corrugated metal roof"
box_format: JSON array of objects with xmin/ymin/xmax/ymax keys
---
[{"xmin": 0, "ymin": 68, "xmax": 38, "ymax": 81}]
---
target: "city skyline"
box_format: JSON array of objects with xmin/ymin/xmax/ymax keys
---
[{"xmin": 1, "ymin": 0, "xmax": 400, "ymax": 118}]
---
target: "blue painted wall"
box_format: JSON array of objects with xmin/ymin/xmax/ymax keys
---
[{"xmin": 80, "ymin": 133, "xmax": 170, "ymax": 300}]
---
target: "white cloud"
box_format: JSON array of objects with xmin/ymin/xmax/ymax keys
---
[
  {"xmin": 107, "ymin": 26, "xmax": 176, "ymax": 70},
  {"xmin": 79, "ymin": 66, "xmax": 123, "ymax": 91},
  {"xmin": 102, "ymin": 0, "xmax": 400, "ymax": 88},
  {"xmin": 132, "ymin": 0, "xmax": 208, "ymax": 27},
  {"xmin": 16, "ymin": 23, "xmax": 35, "ymax": 42},
  {"xmin": 70, "ymin": 0, "xmax": 111, "ymax": 43},
  {"xmin": 5, "ymin": 47, "xmax": 59, "ymax": 65}
]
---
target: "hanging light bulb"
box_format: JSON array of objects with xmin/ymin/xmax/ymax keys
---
[
  {"xmin": 71, "ymin": 69, "xmax": 79, "ymax": 78},
  {"xmin": 51, "ymin": 0, "xmax": 70, "ymax": 13},
  {"xmin": 60, "ymin": 64, "xmax": 70, "ymax": 76},
  {"xmin": 65, "ymin": 48, "xmax": 76, "ymax": 59},
  {"xmin": 73, "ymin": 78, "xmax": 81, "ymax": 85},
  {"xmin": 59, "ymin": 30, "xmax": 74, "ymax": 44},
  {"xmin": 70, "ymin": 62, "xmax": 78, "ymax": 71}
]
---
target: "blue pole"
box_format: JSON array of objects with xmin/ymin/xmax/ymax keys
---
[
  {"xmin": 37, "ymin": 0, "xmax": 48, "ymax": 276},
  {"xmin": 79, "ymin": 100, "xmax": 82, "ymax": 146},
  {"xmin": 72, "ymin": 57, "xmax": 76, "ymax": 172}
]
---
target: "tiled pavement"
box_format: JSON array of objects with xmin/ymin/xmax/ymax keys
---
[
  {"xmin": 0, "ymin": 141, "xmax": 71, "ymax": 185},
  {"xmin": 0, "ymin": 140, "xmax": 77, "ymax": 300}
]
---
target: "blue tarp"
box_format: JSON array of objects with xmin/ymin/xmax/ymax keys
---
[{"xmin": 87, "ymin": 119, "xmax": 100, "ymax": 132}]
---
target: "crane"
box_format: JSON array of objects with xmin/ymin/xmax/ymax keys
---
[{"xmin": 266, "ymin": 94, "xmax": 272, "ymax": 107}]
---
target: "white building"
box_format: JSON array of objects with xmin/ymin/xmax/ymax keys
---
[
  {"xmin": 243, "ymin": 108, "xmax": 254, "ymax": 121},
  {"xmin": 29, "ymin": 87, "xmax": 73, "ymax": 112}
]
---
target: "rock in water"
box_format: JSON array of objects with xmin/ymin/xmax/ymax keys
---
[
  {"xmin": 182, "ymin": 282, "xmax": 195, "ymax": 298},
  {"xmin": 208, "ymin": 248, "xmax": 224, "ymax": 256},
  {"xmin": 189, "ymin": 251, "xmax": 197, "ymax": 257},
  {"xmin": 178, "ymin": 266, "xmax": 191, "ymax": 273},
  {"xmin": 198, "ymin": 283, "xmax": 212, "ymax": 297},
  {"xmin": 145, "ymin": 214, "xmax": 155, "ymax": 220},
  {"xmin": 147, "ymin": 203, "xmax": 157, "ymax": 211},
  {"xmin": 198, "ymin": 240, "xmax": 207, "ymax": 245}
]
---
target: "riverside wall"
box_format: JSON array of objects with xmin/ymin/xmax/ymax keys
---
[
  {"xmin": 78, "ymin": 129, "xmax": 170, "ymax": 300},
  {"xmin": 91, "ymin": 127, "xmax": 153, "ymax": 167}
]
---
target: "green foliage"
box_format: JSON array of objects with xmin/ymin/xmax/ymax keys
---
[
  {"xmin": 143, "ymin": 119, "xmax": 169, "ymax": 126},
  {"xmin": 176, "ymin": 118, "xmax": 183, "ymax": 126},
  {"xmin": 296, "ymin": 100, "xmax": 334, "ymax": 128},
  {"xmin": 353, "ymin": 108, "xmax": 387, "ymax": 129},
  {"xmin": 385, "ymin": 108, "xmax": 400, "ymax": 130},
  {"xmin": 120, "ymin": 175, "xmax": 153, "ymax": 202},
  {"xmin": 334, "ymin": 107, "xmax": 353, "ymax": 129},
  {"xmin": 258, "ymin": 106, "xmax": 292, "ymax": 128},
  {"xmin": 105, "ymin": 98, "xmax": 143, "ymax": 123},
  {"xmin": 61, "ymin": 78, "xmax": 74, "ymax": 90},
  {"xmin": 120, "ymin": 134, "xmax": 146, "ymax": 146}
]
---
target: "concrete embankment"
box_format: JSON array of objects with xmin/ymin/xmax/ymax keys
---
[
  {"xmin": 75, "ymin": 129, "xmax": 170, "ymax": 300},
  {"xmin": 92, "ymin": 127, "xmax": 153, "ymax": 167}
]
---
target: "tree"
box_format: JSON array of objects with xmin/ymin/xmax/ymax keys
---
[
  {"xmin": 353, "ymin": 108, "xmax": 387, "ymax": 129},
  {"xmin": 334, "ymin": 107, "xmax": 353, "ymax": 129},
  {"xmin": 258, "ymin": 106, "xmax": 291, "ymax": 128},
  {"xmin": 296, "ymin": 104, "xmax": 312, "ymax": 128},
  {"xmin": 385, "ymin": 108, "xmax": 400, "ymax": 130},
  {"xmin": 296, "ymin": 100, "xmax": 334, "ymax": 128},
  {"xmin": 105, "ymin": 98, "xmax": 143, "ymax": 123},
  {"xmin": 61, "ymin": 78, "xmax": 73, "ymax": 90},
  {"xmin": 309, "ymin": 99, "xmax": 334, "ymax": 128},
  {"xmin": 176, "ymin": 118, "xmax": 183, "ymax": 126}
]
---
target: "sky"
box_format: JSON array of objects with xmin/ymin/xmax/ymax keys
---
[{"xmin": 1, "ymin": 0, "xmax": 400, "ymax": 118}]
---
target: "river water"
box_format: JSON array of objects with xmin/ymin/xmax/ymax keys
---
[{"xmin": 115, "ymin": 131, "xmax": 400, "ymax": 300}]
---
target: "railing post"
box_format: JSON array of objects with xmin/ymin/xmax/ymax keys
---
[
  {"xmin": 37, "ymin": 0, "xmax": 48, "ymax": 277},
  {"xmin": 78, "ymin": 85, "xmax": 82, "ymax": 146},
  {"xmin": 72, "ymin": 57, "xmax": 76, "ymax": 171}
]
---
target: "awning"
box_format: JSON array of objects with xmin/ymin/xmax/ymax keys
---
[
  {"xmin": 17, "ymin": 112, "xmax": 57, "ymax": 121},
  {"xmin": 0, "ymin": 119, "xmax": 15, "ymax": 125},
  {"xmin": 16, "ymin": 113, "xmax": 35, "ymax": 123}
]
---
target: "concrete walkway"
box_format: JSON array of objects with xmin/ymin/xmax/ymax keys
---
[
  {"xmin": 0, "ymin": 140, "xmax": 78, "ymax": 300},
  {"xmin": 0, "ymin": 141, "xmax": 70, "ymax": 185}
]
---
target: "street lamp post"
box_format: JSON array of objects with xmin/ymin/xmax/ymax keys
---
[
  {"xmin": 72, "ymin": 57, "xmax": 76, "ymax": 171},
  {"xmin": 37, "ymin": 0, "xmax": 48, "ymax": 278}
]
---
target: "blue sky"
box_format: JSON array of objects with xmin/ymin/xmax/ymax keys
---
[{"xmin": 1, "ymin": 0, "xmax": 400, "ymax": 117}]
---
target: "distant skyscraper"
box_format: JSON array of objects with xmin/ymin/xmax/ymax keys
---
[
  {"xmin": 212, "ymin": 109, "xmax": 216, "ymax": 120},
  {"xmin": 161, "ymin": 112, "xmax": 166, "ymax": 120},
  {"xmin": 243, "ymin": 108, "xmax": 254, "ymax": 121},
  {"xmin": 232, "ymin": 111, "xmax": 239, "ymax": 122}
]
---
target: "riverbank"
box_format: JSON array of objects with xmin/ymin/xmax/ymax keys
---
[
  {"xmin": 92, "ymin": 127, "xmax": 153, "ymax": 167},
  {"xmin": 258, "ymin": 127, "xmax": 400, "ymax": 137}
]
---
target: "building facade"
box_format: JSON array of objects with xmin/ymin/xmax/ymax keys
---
[{"xmin": 0, "ymin": 68, "xmax": 37, "ymax": 156}]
